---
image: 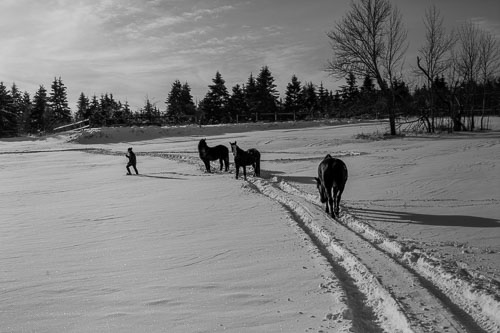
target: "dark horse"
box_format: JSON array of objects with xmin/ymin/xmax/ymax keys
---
[
  {"xmin": 198, "ymin": 139, "xmax": 229, "ymax": 173},
  {"xmin": 229, "ymin": 141, "xmax": 261, "ymax": 180},
  {"xmin": 315, "ymin": 154, "xmax": 348, "ymax": 218}
]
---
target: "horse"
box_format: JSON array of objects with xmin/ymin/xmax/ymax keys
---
[
  {"xmin": 314, "ymin": 154, "xmax": 348, "ymax": 218},
  {"xmin": 229, "ymin": 141, "xmax": 261, "ymax": 180},
  {"xmin": 198, "ymin": 139, "xmax": 229, "ymax": 173}
]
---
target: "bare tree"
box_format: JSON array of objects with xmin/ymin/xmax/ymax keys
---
[
  {"xmin": 478, "ymin": 29, "xmax": 500, "ymax": 129},
  {"xmin": 455, "ymin": 21, "xmax": 481, "ymax": 84},
  {"xmin": 326, "ymin": 0, "xmax": 408, "ymax": 135},
  {"xmin": 453, "ymin": 21, "xmax": 499, "ymax": 130},
  {"xmin": 416, "ymin": 5, "xmax": 455, "ymax": 132}
]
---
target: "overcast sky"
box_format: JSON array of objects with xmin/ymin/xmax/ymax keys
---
[{"xmin": 1, "ymin": 0, "xmax": 499, "ymax": 111}]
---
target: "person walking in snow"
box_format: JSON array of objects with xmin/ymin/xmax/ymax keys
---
[{"xmin": 126, "ymin": 147, "xmax": 139, "ymax": 175}]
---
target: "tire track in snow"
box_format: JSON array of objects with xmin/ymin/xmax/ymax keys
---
[
  {"xmin": 249, "ymin": 178, "xmax": 471, "ymax": 333},
  {"xmin": 276, "ymin": 179, "xmax": 500, "ymax": 333}
]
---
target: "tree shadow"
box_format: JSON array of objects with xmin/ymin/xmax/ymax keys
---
[{"xmin": 350, "ymin": 207, "xmax": 499, "ymax": 228}]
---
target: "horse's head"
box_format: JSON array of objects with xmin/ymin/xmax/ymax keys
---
[
  {"xmin": 315, "ymin": 177, "xmax": 327, "ymax": 203},
  {"xmin": 229, "ymin": 141, "xmax": 238, "ymax": 156},
  {"xmin": 199, "ymin": 138, "xmax": 206, "ymax": 148}
]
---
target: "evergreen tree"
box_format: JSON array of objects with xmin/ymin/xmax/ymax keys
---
[
  {"xmin": 0, "ymin": 82, "xmax": 15, "ymax": 137},
  {"xmin": 358, "ymin": 75, "xmax": 378, "ymax": 116},
  {"xmin": 98, "ymin": 93, "xmax": 120, "ymax": 126},
  {"xmin": 284, "ymin": 75, "xmax": 302, "ymax": 120},
  {"xmin": 75, "ymin": 92, "xmax": 90, "ymax": 121},
  {"xmin": 10, "ymin": 83, "xmax": 22, "ymax": 135},
  {"xmin": 122, "ymin": 101, "xmax": 132, "ymax": 125},
  {"xmin": 255, "ymin": 66, "xmax": 279, "ymax": 118},
  {"xmin": 301, "ymin": 82, "xmax": 318, "ymax": 118},
  {"xmin": 244, "ymin": 73, "xmax": 259, "ymax": 121},
  {"xmin": 166, "ymin": 80, "xmax": 195, "ymax": 123},
  {"xmin": 141, "ymin": 97, "xmax": 158, "ymax": 123},
  {"xmin": 30, "ymin": 85, "xmax": 48, "ymax": 133},
  {"xmin": 88, "ymin": 95, "xmax": 101, "ymax": 126},
  {"xmin": 228, "ymin": 84, "xmax": 249, "ymax": 122},
  {"xmin": 317, "ymin": 82, "xmax": 333, "ymax": 117},
  {"xmin": 20, "ymin": 92, "xmax": 32, "ymax": 133},
  {"xmin": 199, "ymin": 71, "xmax": 229, "ymax": 123},
  {"xmin": 49, "ymin": 77, "xmax": 71, "ymax": 128},
  {"xmin": 166, "ymin": 80, "xmax": 183, "ymax": 123},
  {"xmin": 338, "ymin": 72, "xmax": 359, "ymax": 117},
  {"xmin": 180, "ymin": 82, "xmax": 196, "ymax": 119}
]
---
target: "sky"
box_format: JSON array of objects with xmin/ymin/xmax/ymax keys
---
[{"xmin": 1, "ymin": 0, "xmax": 499, "ymax": 112}]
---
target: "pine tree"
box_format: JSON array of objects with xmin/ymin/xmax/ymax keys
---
[
  {"xmin": 166, "ymin": 80, "xmax": 195, "ymax": 123},
  {"xmin": 49, "ymin": 77, "xmax": 71, "ymax": 128},
  {"xmin": 317, "ymin": 82, "xmax": 333, "ymax": 116},
  {"xmin": 244, "ymin": 73, "xmax": 259, "ymax": 121},
  {"xmin": 0, "ymin": 82, "xmax": 15, "ymax": 137},
  {"xmin": 88, "ymin": 95, "xmax": 101, "ymax": 126},
  {"xmin": 30, "ymin": 85, "xmax": 48, "ymax": 133},
  {"xmin": 76, "ymin": 92, "xmax": 90, "ymax": 121},
  {"xmin": 20, "ymin": 92, "xmax": 32, "ymax": 133},
  {"xmin": 338, "ymin": 72, "xmax": 359, "ymax": 117},
  {"xmin": 166, "ymin": 80, "xmax": 183, "ymax": 123},
  {"xmin": 199, "ymin": 71, "xmax": 229, "ymax": 123},
  {"xmin": 228, "ymin": 84, "xmax": 249, "ymax": 122},
  {"xmin": 122, "ymin": 101, "xmax": 132, "ymax": 125},
  {"xmin": 142, "ymin": 97, "xmax": 157, "ymax": 123},
  {"xmin": 284, "ymin": 75, "xmax": 302, "ymax": 120},
  {"xmin": 10, "ymin": 83, "xmax": 22, "ymax": 135},
  {"xmin": 301, "ymin": 82, "xmax": 318, "ymax": 118},
  {"xmin": 255, "ymin": 66, "xmax": 279, "ymax": 118},
  {"xmin": 180, "ymin": 82, "xmax": 196, "ymax": 119}
]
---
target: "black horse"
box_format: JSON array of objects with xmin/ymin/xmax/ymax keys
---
[
  {"xmin": 315, "ymin": 154, "xmax": 348, "ymax": 218},
  {"xmin": 198, "ymin": 139, "xmax": 229, "ymax": 173},
  {"xmin": 229, "ymin": 141, "xmax": 261, "ymax": 180}
]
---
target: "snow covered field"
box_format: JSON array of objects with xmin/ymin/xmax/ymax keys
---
[{"xmin": 1, "ymin": 119, "xmax": 499, "ymax": 332}]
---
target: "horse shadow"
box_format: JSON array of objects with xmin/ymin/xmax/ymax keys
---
[
  {"xmin": 137, "ymin": 173, "xmax": 185, "ymax": 180},
  {"xmin": 280, "ymin": 175, "xmax": 316, "ymax": 185},
  {"xmin": 350, "ymin": 207, "xmax": 499, "ymax": 228}
]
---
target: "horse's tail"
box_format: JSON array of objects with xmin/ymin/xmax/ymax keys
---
[
  {"xmin": 224, "ymin": 147, "xmax": 230, "ymax": 171},
  {"xmin": 255, "ymin": 153, "xmax": 261, "ymax": 177}
]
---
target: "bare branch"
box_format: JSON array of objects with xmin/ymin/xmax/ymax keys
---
[{"xmin": 326, "ymin": 0, "xmax": 403, "ymax": 90}]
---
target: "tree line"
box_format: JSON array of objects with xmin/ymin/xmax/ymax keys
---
[{"xmin": 1, "ymin": 0, "xmax": 499, "ymax": 137}]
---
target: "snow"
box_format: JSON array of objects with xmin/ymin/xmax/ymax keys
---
[{"xmin": 1, "ymin": 118, "xmax": 499, "ymax": 332}]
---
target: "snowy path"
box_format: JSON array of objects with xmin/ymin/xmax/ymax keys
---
[{"xmin": 99, "ymin": 146, "xmax": 499, "ymax": 332}]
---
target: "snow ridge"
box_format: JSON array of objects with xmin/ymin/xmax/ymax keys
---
[
  {"xmin": 276, "ymin": 178, "xmax": 500, "ymax": 333},
  {"xmin": 252, "ymin": 178, "xmax": 414, "ymax": 333}
]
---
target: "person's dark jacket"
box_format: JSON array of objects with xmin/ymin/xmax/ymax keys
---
[{"xmin": 126, "ymin": 151, "xmax": 136, "ymax": 165}]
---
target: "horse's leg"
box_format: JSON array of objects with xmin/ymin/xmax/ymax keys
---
[
  {"xmin": 328, "ymin": 187, "xmax": 335, "ymax": 218},
  {"xmin": 204, "ymin": 160, "xmax": 211, "ymax": 173},
  {"xmin": 332, "ymin": 187, "xmax": 339, "ymax": 217},
  {"xmin": 253, "ymin": 161, "xmax": 260, "ymax": 177},
  {"xmin": 321, "ymin": 185, "xmax": 330, "ymax": 214},
  {"xmin": 335, "ymin": 186, "xmax": 344, "ymax": 217},
  {"xmin": 219, "ymin": 158, "xmax": 223, "ymax": 171},
  {"xmin": 235, "ymin": 164, "xmax": 239, "ymax": 179},
  {"xmin": 224, "ymin": 157, "xmax": 229, "ymax": 172},
  {"xmin": 243, "ymin": 166, "xmax": 247, "ymax": 180}
]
